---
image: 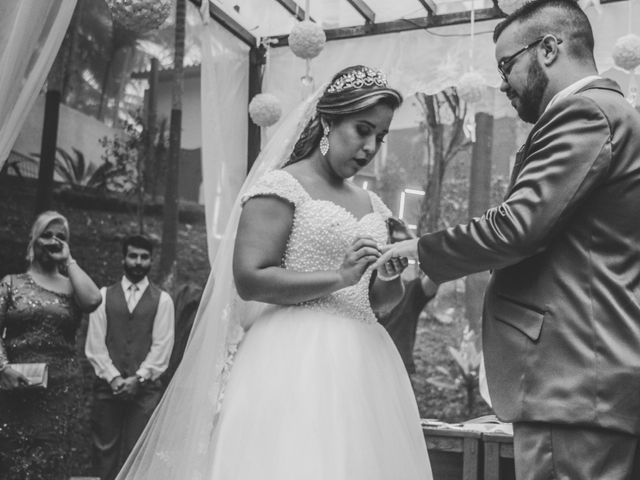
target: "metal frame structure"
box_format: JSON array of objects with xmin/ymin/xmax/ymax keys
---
[
  {"xmin": 193, "ymin": 0, "xmax": 626, "ymax": 48},
  {"xmin": 192, "ymin": 0, "xmax": 509, "ymax": 48},
  {"xmin": 188, "ymin": 0, "xmax": 626, "ymax": 168}
]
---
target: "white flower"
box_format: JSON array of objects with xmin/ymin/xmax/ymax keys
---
[
  {"xmin": 612, "ymin": 34, "xmax": 640, "ymax": 71},
  {"xmin": 227, "ymin": 323, "xmax": 245, "ymax": 345},
  {"xmin": 498, "ymin": 0, "xmax": 530, "ymax": 14},
  {"xmin": 457, "ymin": 71, "xmax": 485, "ymax": 104},
  {"xmin": 249, "ymin": 93, "xmax": 282, "ymax": 127},
  {"xmin": 289, "ymin": 21, "xmax": 326, "ymax": 59},
  {"xmin": 107, "ymin": 0, "xmax": 172, "ymax": 34}
]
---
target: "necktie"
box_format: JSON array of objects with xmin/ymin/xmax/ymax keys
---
[{"xmin": 127, "ymin": 284, "xmax": 139, "ymax": 312}]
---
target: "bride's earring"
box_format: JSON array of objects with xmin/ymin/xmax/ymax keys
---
[{"xmin": 320, "ymin": 125, "xmax": 330, "ymax": 157}]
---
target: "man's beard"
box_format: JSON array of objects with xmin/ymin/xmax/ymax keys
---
[
  {"xmin": 517, "ymin": 59, "xmax": 549, "ymax": 124},
  {"xmin": 124, "ymin": 264, "xmax": 151, "ymax": 283}
]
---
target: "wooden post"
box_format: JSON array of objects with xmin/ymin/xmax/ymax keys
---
[
  {"xmin": 35, "ymin": 13, "xmax": 75, "ymax": 214},
  {"xmin": 159, "ymin": 0, "xmax": 186, "ymax": 289},
  {"xmin": 136, "ymin": 58, "xmax": 159, "ymax": 234},
  {"xmin": 464, "ymin": 111, "xmax": 494, "ymax": 337},
  {"xmin": 35, "ymin": 89, "xmax": 61, "ymax": 214},
  {"xmin": 145, "ymin": 58, "xmax": 159, "ymax": 203}
]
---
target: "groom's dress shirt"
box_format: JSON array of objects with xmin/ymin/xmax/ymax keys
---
[{"xmin": 85, "ymin": 275, "xmax": 174, "ymax": 382}]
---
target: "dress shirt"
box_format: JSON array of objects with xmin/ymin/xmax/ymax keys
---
[
  {"xmin": 85, "ymin": 276, "xmax": 175, "ymax": 383},
  {"xmin": 544, "ymin": 75, "xmax": 602, "ymax": 113}
]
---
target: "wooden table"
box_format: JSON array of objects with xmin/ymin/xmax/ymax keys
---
[
  {"xmin": 422, "ymin": 426, "xmax": 482, "ymax": 480},
  {"xmin": 482, "ymin": 432, "xmax": 515, "ymax": 480}
]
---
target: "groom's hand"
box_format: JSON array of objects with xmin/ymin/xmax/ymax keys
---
[{"xmin": 373, "ymin": 238, "xmax": 419, "ymax": 270}]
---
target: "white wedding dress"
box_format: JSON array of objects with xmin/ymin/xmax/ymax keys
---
[{"xmin": 206, "ymin": 169, "xmax": 433, "ymax": 479}]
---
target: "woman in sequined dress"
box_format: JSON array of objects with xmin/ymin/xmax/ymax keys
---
[
  {"xmin": 0, "ymin": 210, "xmax": 102, "ymax": 479},
  {"xmin": 116, "ymin": 66, "xmax": 432, "ymax": 480}
]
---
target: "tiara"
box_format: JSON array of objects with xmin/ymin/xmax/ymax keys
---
[{"xmin": 326, "ymin": 67, "xmax": 389, "ymax": 94}]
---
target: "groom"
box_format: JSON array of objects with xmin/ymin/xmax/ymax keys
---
[{"xmin": 377, "ymin": 0, "xmax": 640, "ymax": 478}]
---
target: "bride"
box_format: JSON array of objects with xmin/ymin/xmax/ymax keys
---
[{"xmin": 116, "ymin": 65, "xmax": 432, "ymax": 479}]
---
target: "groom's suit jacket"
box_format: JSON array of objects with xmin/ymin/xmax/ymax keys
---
[{"xmin": 418, "ymin": 79, "xmax": 640, "ymax": 434}]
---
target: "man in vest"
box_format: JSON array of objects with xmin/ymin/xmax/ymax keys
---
[{"xmin": 85, "ymin": 234, "xmax": 174, "ymax": 480}]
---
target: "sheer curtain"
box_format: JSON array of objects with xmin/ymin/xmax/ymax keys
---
[
  {"xmin": 200, "ymin": 20, "xmax": 250, "ymax": 265},
  {"xmin": 0, "ymin": 0, "xmax": 77, "ymax": 169},
  {"xmin": 262, "ymin": 1, "xmax": 639, "ymax": 127}
]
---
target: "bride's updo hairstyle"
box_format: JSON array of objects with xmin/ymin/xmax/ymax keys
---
[{"xmin": 288, "ymin": 65, "xmax": 403, "ymax": 165}]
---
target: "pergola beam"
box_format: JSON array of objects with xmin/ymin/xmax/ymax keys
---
[
  {"xmin": 189, "ymin": 0, "xmax": 256, "ymax": 47},
  {"xmin": 417, "ymin": 0, "xmax": 437, "ymax": 15},
  {"xmin": 346, "ymin": 0, "xmax": 376, "ymax": 24},
  {"xmin": 274, "ymin": 0, "xmax": 309, "ymax": 21},
  {"xmin": 193, "ymin": 0, "xmax": 626, "ymax": 49},
  {"xmin": 268, "ymin": 7, "xmax": 502, "ymax": 46}
]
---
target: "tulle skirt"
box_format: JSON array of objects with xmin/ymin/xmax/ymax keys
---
[{"xmin": 208, "ymin": 305, "xmax": 433, "ymax": 480}]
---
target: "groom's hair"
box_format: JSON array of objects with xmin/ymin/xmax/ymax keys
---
[
  {"xmin": 493, "ymin": 0, "xmax": 595, "ymax": 64},
  {"xmin": 122, "ymin": 234, "xmax": 154, "ymax": 256}
]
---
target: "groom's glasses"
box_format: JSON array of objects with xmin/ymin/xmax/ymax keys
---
[{"xmin": 497, "ymin": 36, "xmax": 562, "ymax": 82}]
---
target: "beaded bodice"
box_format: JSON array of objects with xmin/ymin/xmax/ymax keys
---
[
  {"xmin": 242, "ymin": 169, "xmax": 391, "ymax": 324},
  {"xmin": 0, "ymin": 273, "xmax": 81, "ymax": 361}
]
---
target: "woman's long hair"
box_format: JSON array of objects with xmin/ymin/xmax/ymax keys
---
[{"xmin": 287, "ymin": 65, "xmax": 403, "ymax": 165}]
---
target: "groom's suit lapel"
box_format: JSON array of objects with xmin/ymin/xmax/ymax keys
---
[
  {"xmin": 506, "ymin": 145, "xmax": 527, "ymax": 196},
  {"xmin": 505, "ymin": 79, "xmax": 623, "ymax": 198}
]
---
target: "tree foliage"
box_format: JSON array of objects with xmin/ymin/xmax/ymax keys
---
[{"xmin": 414, "ymin": 88, "xmax": 471, "ymax": 234}]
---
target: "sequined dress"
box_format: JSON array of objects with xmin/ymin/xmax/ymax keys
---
[
  {"xmin": 208, "ymin": 170, "xmax": 432, "ymax": 479},
  {"xmin": 0, "ymin": 273, "xmax": 87, "ymax": 480}
]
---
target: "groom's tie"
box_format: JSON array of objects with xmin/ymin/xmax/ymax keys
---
[{"xmin": 126, "ymin": 284, "xmax": 139, "ymax": 312}]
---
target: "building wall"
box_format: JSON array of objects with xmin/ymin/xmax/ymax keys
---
[{"xmin": 8, "ymin": 75, "xmax": 205, "ymax": 204}]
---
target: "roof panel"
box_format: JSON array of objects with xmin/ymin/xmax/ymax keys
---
[
  {"xmin": 205, "ymin": 0, "xmax": 500, "ymax": 40},
  {"xmin": 364, "ymin": 0, "xmax": 432, "ymax": 21}
]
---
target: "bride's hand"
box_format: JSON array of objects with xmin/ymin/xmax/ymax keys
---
[{"xmin": 338, "ymin": 236, "xmax": 381, "ymax": 287}]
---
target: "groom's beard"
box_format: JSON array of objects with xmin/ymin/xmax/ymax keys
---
[
  {"xmin": 124, "ymin": 264, "xmax": 151, "ymax": 284},
  {"xmin": 517, "ymin": 59, "xmax": 549, "ymax": 124}
]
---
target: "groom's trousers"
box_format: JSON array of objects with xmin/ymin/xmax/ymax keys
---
[
  {"xmin": 90, "ymin": 379, "xmax": 163, "ymax": 480},
  {"xmin": 513, "ymin": 422, "xmax": 640, "ymax": 480}
]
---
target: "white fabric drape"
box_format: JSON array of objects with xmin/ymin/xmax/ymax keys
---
[
  {"xmin": 115, "ymin": 86, "xmax": 325, "ymax": 480},
  {"xmin": 0, "ymin": 0, "xmax": 77, "ymax": 169},
  {"xmin": 200, "ymin": 21, "xmax": 250, "ymax": 265},
  {"xmin": 262, "ymin": 2, "xmax": 640, "ymax": 128}
]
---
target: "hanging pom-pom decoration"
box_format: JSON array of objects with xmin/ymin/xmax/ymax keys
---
[
  {"xmin": 249, "ymin": 93, "xmax": 282, "ymax": 127},
  {"xmin": 497, "ymin": 0, "xmax": 530, "ymax": 15},
  {"xmin": 612, "ymin": 34, "xmax": 640, "ymax": 71},
  {"xmin": 457, "ymin": 71, "xmax": 485, "ymax": 104},
  {"xmin": 107, "ymin": 0, "xmax": 172, "ymax": 34},
  {"xmin": 288, "ymin": 21, "xmax": 326, "ymax": 59}
]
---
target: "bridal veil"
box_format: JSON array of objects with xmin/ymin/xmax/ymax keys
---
[{"xmin": 115, "ymin": 87, "xmax": 324, "ymax": 479}]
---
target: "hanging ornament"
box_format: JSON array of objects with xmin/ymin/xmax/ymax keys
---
[
  {"xmin": 612, "ymin": 34, "xmax": 640, "ymax": 72},
  {"xmin": 457, "ymin": 71, "xmax": 485, "ymax": 104},
  {"xmin": 249, "ymin": 93, "xmax": 282, "ymax": 127},
  {"xmin": 300, "ymin": 71, "xmax": 316, "ymax": 100},
  {"xmin": 288, "ymin": 21, "xmax": 326, "ymax": 59},
  {"xmin": 107, "ymin": 0, "xmax": 172, "ymax": 34},
  {"xmin": 497, "ymin": 0, "xmax": 530, "ymax": 15}
]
